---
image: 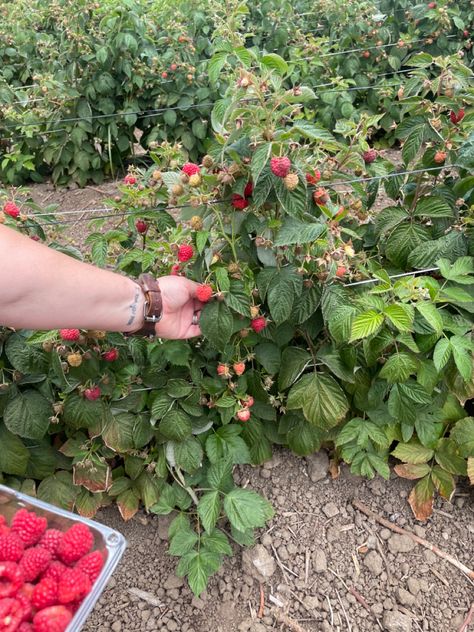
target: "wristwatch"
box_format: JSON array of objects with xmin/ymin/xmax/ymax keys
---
[{"xmin": 133, "ymin": 274, "xmax": 163, "ymax": 337}]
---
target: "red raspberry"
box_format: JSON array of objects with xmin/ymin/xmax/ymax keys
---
[
  {"xmin": 177, "ymin": 244, "xmax": 194, "ymax": 262},
  {"xmin": 33, "ymin": 606, "xmax": 72, "ymax": 632},
  {"xmin": 231, "ymin": 194, "xmax": 249, "ymax": 210},
  {"xmin": 244, "ymin": 181, "xmax": 253, "ymax": 197},
  {"xmin": 170, "ymin": 264, "xmax": 181, "ymax": 275},
  {"xmin": 233, "ymin": 362, "xmax": 245, "ymax": 376},
  {"xmin": 57, "ymin": 568, "xmax": 91, "ymax": 604},
  {"xmin": 11, "ymin": 510, "xmax": 47, "ymax": 548},
  {"xmin": 450, "ymin": 109, "xmax": 465, "ymax": 124},
  {"xmin": 243, "ymin": 395, "xmax": 254, "ymax": 408},
  {"xmin": 58, "ymin": 329, "xmax": 80, "ymax": 342},
  {"xmin": 32, "ymin": 578, "xmax": 59, "ymax": 610},
  {"xmin": 196, "ymin": 284, "xmax": 213, "ymax": 303},
  {"xmin": 3, "ymin": 202, "xmax": 20, "ymax": 219},
  {"xmin": 217, "ymin": 364, "xmax": 231, "ymax": 378},
  {"xmin": 306, "ymin": 170, "xmax": 321, "ymax": 185},
  {"xmin": 313, "ymin": 188, "xmax": 329, "ymax": 206},
  {"xmin": 0, "ymin": 597, "xmax": 24, "ymax": 631},
  {"xmin": 20, "ymin": 547, "xmax": 51, "ymax": 582},
  {"xmin": 18, "ymin": 624, "xmax": 34, "ymax": 632},
  {"xmin": 236, "ymin": 409, "xmax": 251, "ymax": 422},
  {"xmin": 42, "ymin": 562, "xmax": 67, "ymax": 583},
  {"xmin": 84, "ymin": 386, "xmax": 101, "ymax": 401},
  {"xmin": 434, "ymin": 150, "xmax": 446, "ymax": 164},
  {"xmin": 0, "ymin": 534, "xmax": 24, "ymax": 562},
  {"xmin": 0, "ymin": 562, "xmax": 24, "ymax": 598},
  {"xmin": 182, "ymin": 162, "xmax": 200, "ymax": 176},
  {"xmin": 123, "ymin": 174, "xmax": 137, "ymax": 185},
  {"xmin": 16, "ymin": 588, "xmax": 32, "ymax": 623},
  {"xmin": 102, "ymin": 348, "xmax": 119, "ymax": 362},
  {"xmin": 251, "ymin": 317, "xmax": 267, "ymax": 333},
  {"xmin": 57, "ymin": 524, "xmax": 93, "ymax": 565},
  {"xmin": 75, "ymin": 551, "xmax": 104, "ymax": 583},
  {"xmin": 336, "ymin": 266, "xmax": 347, "ymax": 278},
  {"xmin": 362, "ymin": 149, "xmax": 377, "ymax": 164},
  {"xmin": 270, "ymin": 156, "xmax": 291, "ymax": 178},
  {"xmin": 135, "ymin": 219, "xmax": 148, "ymax": 234},
  {"xmin": 39, "ymin": 530, "xmax": 63, "ymax": 558}
]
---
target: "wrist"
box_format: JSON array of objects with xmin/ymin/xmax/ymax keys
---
[
  {"xmin": 125, "ymin": 275, "xmax": 163, "ymax": 336},
  {"xmin": 121, "ymin": 281, "xmax": 146, "ymax": 333}
]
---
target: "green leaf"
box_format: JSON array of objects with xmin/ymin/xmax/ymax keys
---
[
  {"xmin": 207, "ymin": 458, "xmax": 234, "ymax": 492},
  {"xmin": 267, "ymin": 267, "xmax": 302, "ymax": 325},
  {"xmin": 434, "ymin": 439, "xmax": 467, "ymax": 476},
  {"xmin": 392, "ymin": 442, "xmax": 434, "ymax": 464},
  {"xmin": 160, "ymin": 409, "xmax": 192, "ymax": 441},
  {"xmin": 273, "ymin": 175, "xmax": 307, "ymax": 218},
  {"xmin": 169, "ymin": 526, "xmax": 199, "ymax": 556},
  {"xmin": 438, "ymin": 257, "xmax": 474, "ymax": 284},
  {"xmin": 349, "ymin": 310, "xmax": 384, "ymax": 341},
  {"xmin": 416, "ymin": 302, "xmax": 443, "ymax": 335},
  {"xmin": 414, "ymin": 196, "xmax": 453, "ymax": 218},
  {"xmin": 37, "ymin": 471, "xmax": 78, "ymax": 511},
  {"xmin": 187, "ymin": 551, "xmax": 219, "ymax": 597},
  {"xmin": 201, "ymin": 529, "xmax": 232, "ymax": 556},
  {"xmin": 0, "ymin": 423, "xmax": 29, "ymax": 476},
  {"xmin": 431, "ymin": 466, "xmax": 455, "ymax": 500},
  {"xmin": 173, "ymin": 437, "xmax": 203, "ymax": 473},
  {"xmin": 226, "ymin": 280, "xmax": 251, "ymax": 316},
  {"xmin": 388, "ymin": 381, "xmax": 431, "ymax": 424},
  {"xmin": 274, "ymin": 218, "xmax": 325, "ymax": 246},
  {"xmin": 150, "ymin": 393, "xmax": 173, "ymax": 423},
  {"xmin": 197, "ymin": 491, "xmax": 221, "ymax": 533},
  {"xmin": 450, "ymin": 417, "xmax": 474, "ymax": 457},
  {"xmin": 433, "ymin": 338, "xmax": 452, "ymax": 372},
  {"xmin": 379, "ymin": 352, "xmax": 418, "ymax": 383},
  {"xmin": 278, "ymin": 348, "xmax": 311, "ymax": 390},
  {"xmin": 385, "ymin": 223, "xmax": 430, "ymax": 268},
  {"xmin": 374, "ymin": 206, "xmax": 409, "ymax": 236},
  {"xmin": 384, "ymin": 304, "xmax": 414, "ymax": 332},
  {"xmin": 251, "ymin": 143, "xmax": 271, "ymax": 186},
  {"xmin": 254, "ymin": 343, "xmax": 281, "ymax": 374},
  {"xmin": 4, "ymin": 390, "xmax": 52, "ymax": 439},
  {"xmin": 200, "ymin": 301, "xmax": 234, "ymax": 349},
  {"xmin": 260, "ymin": 53, "xmax": 288, "ymax": 76},
  {"xmin": 451, "ymin": 336, "xmax": 473, "ymax": 381},
  {"xmin": 223, "ymin": 488, "xmax": 274, "ymax": 532},
  {"xmin": 300, "ymin": 373, "xmax": 349, "ymax": 430},
  {"xmin": 150, "ymin": 484, "xmax": 176, "ymax": 515},
  {"xmin": 287, "ymin": 418, "xmax": 322, "ymax": 455},
  {"xmin": 208, "ymin": 52, "xmax": 228, "ymax": 85},
  {"xmin": 402, "ymin": 126, "xmax": 424, "ymax": 165},
  {"xmin": 293, "ymin": 286, "xmax": 322, "ymax": 324}
]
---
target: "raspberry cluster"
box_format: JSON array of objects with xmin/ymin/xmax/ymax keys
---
[{"xmin": 0, "ymin": 508, "xmax": 105, "ymax": 632}]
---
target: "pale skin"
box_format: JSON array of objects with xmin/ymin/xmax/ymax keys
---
[{"xmin": 0, "ymin": 225, "xmax": 203, "ymax": 339}]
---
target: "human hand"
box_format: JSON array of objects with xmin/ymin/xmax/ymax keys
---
[{"xmin": 154, "ymin": 275, "xmax": 204, "ymax": 339}]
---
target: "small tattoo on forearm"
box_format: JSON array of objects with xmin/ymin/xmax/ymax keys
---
[{"xmin": 127, "ymin": 287, "xmax": 141, "ymax": 325}]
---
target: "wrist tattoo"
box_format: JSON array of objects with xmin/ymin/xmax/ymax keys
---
[{"xmin": 127, "ymin": 286, "xmax": 141, "ymax": 326}]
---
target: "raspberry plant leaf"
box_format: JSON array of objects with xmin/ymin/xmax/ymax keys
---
[
  {"xmin": 3, "ymin": 390, "xmax": 52, "ymax": 440},
  {"xmin": 223, "ymin": 488, "xmax": 274, "ymax": 533}
]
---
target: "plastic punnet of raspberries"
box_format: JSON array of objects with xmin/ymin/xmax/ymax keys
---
[
  {"xmin": 57, "ymin": 568, "xmax": 91, "ymax": 604},
  {"xmin": 75, "ymin": 550, "xmax": 104, "ymax": 583},
  {"xmin": 57, "ymin": 524, "xmax": 94, "ymax": 565},
  {"xmin": 362, "ymin": 149, "xmax": 377, "ymax": 164},
  {"xmin": 182, "ymin": 162, "xmax": 200, "ymax": 176},
  {"xmin": 11, "ymin": 510, "xmax": 47, "ymax": 548},
  {"xmin": 196, "ymin": 284, "xmax": 213, "ymax": 303},
  {"xmin": 3, "ymin": 202, "xmax": 20, "ymax": 219},
  {"xmin": 20, "ymin": 547, "xmax": 51, "ymax": 582},
  {"xmin": 251, "ymin": 317, "xmax": 267, "ymax": 333},
  {"xmin": 0, "ymin": 562, "xmax": 25, "ymax": 598},
  {"xmin": 177, "ymin": 244, "xmax": 194, "ymax": 262},
  {"xmin": 32, "ymin": 605, "xmax": 72, "ymax": 632},
  {"xmin": 270, "ymin": 156, "xmax": 291, "ymax": 178},
  {"xmin": 284, "ymin": 173, "xmax": 299, "ymax": 191},
  {"xmin": 58, "ymin": 329, "xmax": 80, "ymax": 342},
  {"xmin": 0, "ymin": 533, "xmax": 24, "ymax": 563}
]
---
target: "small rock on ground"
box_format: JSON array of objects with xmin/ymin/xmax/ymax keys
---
[
  {"xmin": 242, "ymin": 545, "xmax": 276, "ymax": 583},
  {"xmin": 388, "ymin": 534, "xmax": 417, "ymax": 554},
  {"xmin": 313, "ymin": 548, "xmax": 327, "ymax": 573},
  {"xmin": 306, "ymin": 451, "xmax": 329, "ymax": 482},
  {"xmin": 383, "ymin": 610, "xmax": 412, "ymax": 632},
  {"xmin": 363, "ymin": 550, "xmax": 384, "ymax": 576}
]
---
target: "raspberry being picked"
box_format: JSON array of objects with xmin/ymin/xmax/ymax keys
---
[
  {"xmin": 270, "ymin": 157, "xmax": 291, "ymax": 178},
  {"xmin": 57, "ymin": 524, "xmax": 94, "ymax": 565},
  {"xmin": 196, "ymin": 284, "xmax": 213, "ymax": 303},
  {"xmin": 177, "ymin": 244, "xmax": 194, "ymax": 262},
  {"xmin": 32, "ymin": 605, "xmax": 72, "ymax": 632},
  {"xmin": 11, "ymin": 510, "xmax": 47, "ymax": 548}
]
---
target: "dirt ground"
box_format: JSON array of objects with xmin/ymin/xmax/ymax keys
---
[{"xmin": 22, "ymin": 170, "xmax": 474, "ymax": 632}]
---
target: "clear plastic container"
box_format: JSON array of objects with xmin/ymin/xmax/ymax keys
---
[{"xmin": 0, "ymin": 484, "xmax": 127, "ymax": 631}]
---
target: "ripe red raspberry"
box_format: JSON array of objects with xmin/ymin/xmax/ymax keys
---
[
  {"xmin": 135, "ymin": 219, "xmax": 148, "ymax": 234},
  {"xmin": 0, "ymin": 562, "xmax": 24, "ymax": 598},
  {"xmin": 3, "ymin": 202, "xmax": 20, "ymax": 219},
  {"xmin": 196, "ymin": 284, "xmax": 213, "ymax": 303},
  {"xmin": 231, "ymin": 194, "xmax": 249, "ymax": 210},
  {"xmin": 244, "ymin": 181, "xmax": 253, "ymax": 197},
  {"xmin": 363, "ymin": 149, "xmax": 377, "ymax": 164},
  {"xmin": 236, "ymin": 409, "xmax": 251, "ymax": 422},
  {"xmin": 75, "ymin": 551, "xmax": 104, "ymax": 583},
  {"xmin": 233, "ymin": 362, "xmax": 245, "ymax": 376},
  {"xmin": 182, "ymin": 162, "xmax": 200, "ymax": 176},
  {"xmin": 39, "ymin": 530, "xmax": 63, "ymax": 558},
  {"xmin": 16, "ymin": 588, "xmax": 32, "ymax": 623},
  {"xmin": 251, "ymin": 317, "xmax": 267, "ymax": 333},
  {"xmin": 18, "ymin": 624, "xmax": 34, "ymax": 632},
  {"xmin": 0, "ymin": 533, "xmax": 24, "ymax": 562},
  {"xmin": 102, "ymin": 348, "xmax": 119, "ymax": 362},
  {"xmin": 58, "ymin": 329, "xmax": 80, "ymax": 342},
  {"xmin": 0, "ymin": 597, "xmax": 24, "ymax": 632},
  {"xmin": 313, "ymin": 188, "xmax": 329, "ymax": 206},
  {"xmin": 42, "ymin": 562, "xmax": 67, "ymax": 583},
  {"xmin": 32, "ymin": 605, "xmax": 72, "ymax": 632},
  {"xmin": 84, "ymin": 386, "xmax": 101, "ymax": 401},
  {"xmin": 306, "ymin": 170, "xmax": 321, "ymax": 185},
  {"xmin": 270, "ymin": 156, "xmax": 291, "ymax": 178},
  {"xmin": 242, "ymin": 395, "xmax": 254, "ymax": 408},
  {"xmin": 11, "ymin": 510, "xmax": 47, "ymax": 548},
  {"xmin": 170, "ymin": 264, "xmax": 181, "ymax": 276},
  {"xmin": 177, "ymin": 244, "xmax": 194, "ymax": 262},
  {"xmin": 336, "ymin": 266, "xmax": 347, "ymax": 278},
  {"xmin": 57, "ymin": 568, "xmax": 91, "ymax": 604},
  {"xmin": 450, "ymin": 109, "xmax": 465, "ymax": 124},
  {"xmin": 434, "ymin": 150, "xmax": 446, "ymax": 164},
  {"xmin": 32, "ymin": 578, "xmax": 58, "ymax": 611},
  {"xmin": 57, "ymin": 524, "xmax": 94, "ymax": 565},
  {"xmin": 20, "ymin": 547, "xmax": 51, "ymax": 582},
  {"xmin": 123, "ymin": 174, "xmax": 137, "ymax": 185}
]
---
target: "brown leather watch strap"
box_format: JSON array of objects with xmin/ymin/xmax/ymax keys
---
[{"xmin": 133, "ymin": 274, "xmax": 163, "ymax": 337}]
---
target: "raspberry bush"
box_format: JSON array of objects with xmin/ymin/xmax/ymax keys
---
[{"xmin": 0, "ymin": 3, "xmax": 473, "ymax": 597}]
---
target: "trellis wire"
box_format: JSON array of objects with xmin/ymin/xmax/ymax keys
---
[{"xmin": 343, "ymin": 267, "xmax": 440, "ymax": 288}]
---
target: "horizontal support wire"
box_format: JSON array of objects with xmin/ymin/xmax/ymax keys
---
[{"xmin": 343, "ymin": 267, "xmax": 440, "ymax": 287}]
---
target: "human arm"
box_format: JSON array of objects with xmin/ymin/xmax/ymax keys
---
[{"xmin": 0, "ymin": 224, "xmax": 202, "ymax": 339}]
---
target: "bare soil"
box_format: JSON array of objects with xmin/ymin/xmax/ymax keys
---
[{"xmin": 23, "ymin": 171, "xmax": 474, "ymax": 632}]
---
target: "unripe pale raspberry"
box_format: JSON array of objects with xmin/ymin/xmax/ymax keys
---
[
  {"xmin": 284, "ymin": 173, "xmax": 299, "ymax": 190},
  {"xmin": 152, "ymin": 169, "xmax": 162, "ymax": 181},
  {"xmin": 270, "ymin": 156, "xmax": 291, "ymax": 178},
  {"xmin": 190, "ymin": 215, "xmax": 203, "ymax": 230},
  {"xmin": 434, "ymin": 150, "xmax": 446, "ymax": 164},
  {"xmin": 172, "ymin": 183, "xmax": 184, "ymax": 196},
  {"xmin": 188, "ymin": 173, "xmax": 202, "ymax": 187},
  {"xmin": 236, "ymin": 409, "xmax": 251, "ymax": 422},
  {"xmin": 233, "ymin": 362, "xmax": 245, "ymax": 376},
  {"xmin": 202, "ymin": 155, "xmax": 214, "ymax": 168},
  {"xmin": 67, "ymin": 353, "xmax": 82, "ymax": 368}
]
